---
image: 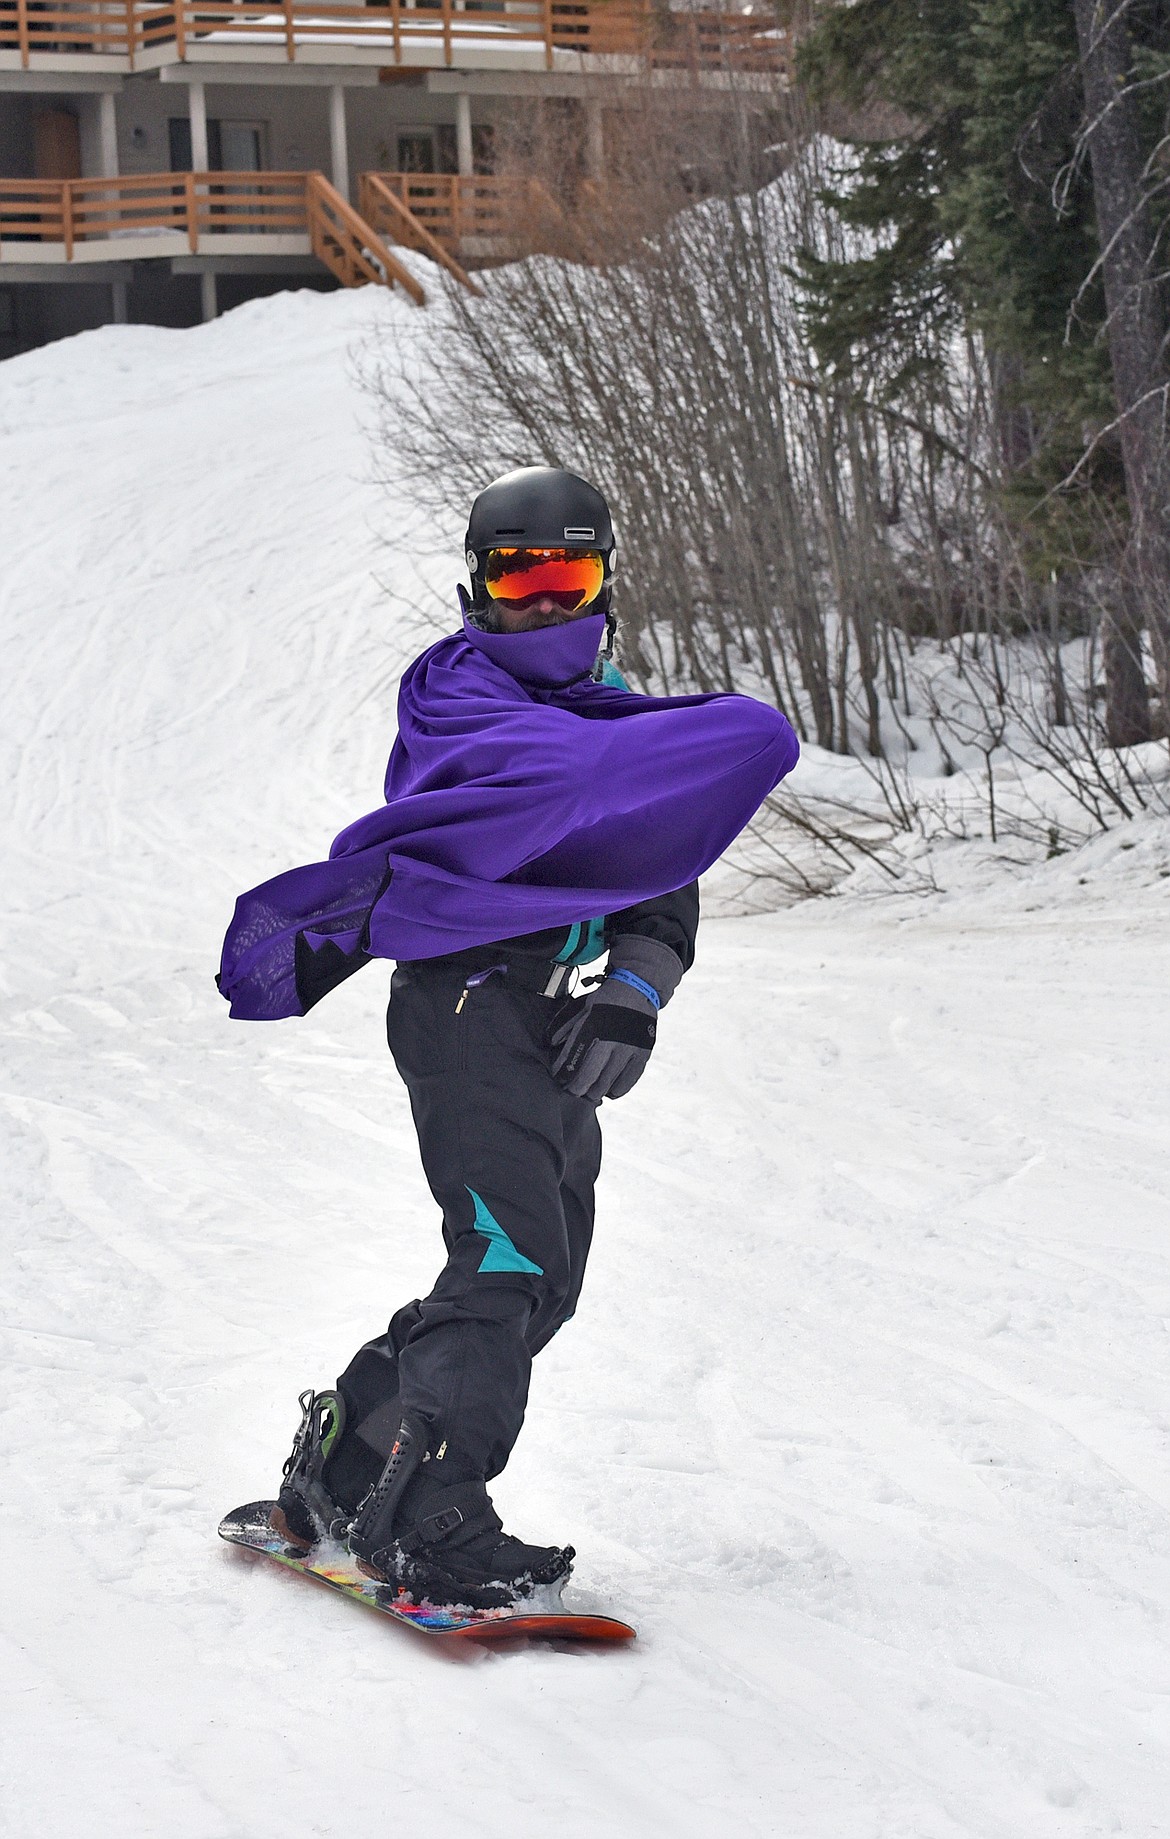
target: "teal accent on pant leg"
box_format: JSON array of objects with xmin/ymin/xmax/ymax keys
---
[{"xmin": 466, "ymin": 1186, "xmax": 544, "ymax": 1276}]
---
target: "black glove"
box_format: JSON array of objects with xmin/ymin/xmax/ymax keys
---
[{"xmin": 549, "ymin": 934, "xmax": 683, "ymax": 1103}]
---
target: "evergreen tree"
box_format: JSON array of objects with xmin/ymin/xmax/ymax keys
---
[
  {"xmin": 800, "ymin": 0, "xmax": 1112, "ymax": 515},
  {"xmin": 799, "ymin": 0, "xmax": 1170, "ymax": 741}
]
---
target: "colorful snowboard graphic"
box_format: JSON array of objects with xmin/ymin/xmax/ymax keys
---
[{"xmin": 219, "ymin": 1501, "xmax": 636, "ymax": 1645}]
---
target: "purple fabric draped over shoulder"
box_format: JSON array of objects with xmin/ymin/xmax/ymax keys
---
[{"xmin": 217, "ymin": 611, "xmax": 799, "ymax": 1019}]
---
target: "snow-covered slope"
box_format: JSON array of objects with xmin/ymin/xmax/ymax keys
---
[{"xmin": 2, "ymin": 291, "xmax": 1169, "ymax": 1839}]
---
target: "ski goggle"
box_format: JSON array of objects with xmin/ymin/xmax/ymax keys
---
[{"xmin": 483, "ymin": 547, "xmax": 605, "ymax": 612}]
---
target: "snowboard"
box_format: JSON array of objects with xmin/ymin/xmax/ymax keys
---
[{"xmin": 218, "ymin": 1501, "xmax": 636, "ymax": 1645}]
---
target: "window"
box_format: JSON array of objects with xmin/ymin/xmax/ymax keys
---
[
  {"xmin": 168, "ymin": 119, "xmax": 267, "ymax": 173},
  {"xmin": 396, "ymin": 133, "xmax": 435, "ymax": 174}
]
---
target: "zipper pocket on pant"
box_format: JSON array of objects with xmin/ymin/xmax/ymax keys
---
[{"xmin": 454, "ymin": 963, "xmax": 508, "ymax": 1015}]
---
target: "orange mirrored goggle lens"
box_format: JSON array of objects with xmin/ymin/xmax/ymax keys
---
[{"xmin": 484, "ymin": 547, "xmax": 605, "ymax": 612}]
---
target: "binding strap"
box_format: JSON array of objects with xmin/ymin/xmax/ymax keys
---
[
  {"xmin": 348, "ymin": 1412, "xmax": 426, "ymax": 1555},
  {"xmin": 398, "ymin": 1480, "xmax": 503, "ymax": 1555}
]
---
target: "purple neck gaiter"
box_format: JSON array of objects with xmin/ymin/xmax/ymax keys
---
[{"xmin": 461, "ymin": 611, "xmax": 607, "ymax": 689}]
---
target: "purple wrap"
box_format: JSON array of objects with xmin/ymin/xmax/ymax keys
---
[{"xmin": 218, "ymin": 611, "xmax": 799, "ymax": 1019}]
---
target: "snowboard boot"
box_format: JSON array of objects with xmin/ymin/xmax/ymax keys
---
[
  {"xmin": 347, "ymin": 1413, "xmax": 575, "ymax": 1611},
  {"xmin": 272, "ymin": 1389, "xmax": 371, "ymax": 1549}
]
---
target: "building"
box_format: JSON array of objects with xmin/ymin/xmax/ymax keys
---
[{"xmin": 0, "ymin": 0, "xmax": 789, "ymax": 355}]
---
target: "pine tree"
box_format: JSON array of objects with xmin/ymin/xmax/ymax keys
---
[
  {"xmin": 800, "ymin": 0, "xmax": 1110, "ymax": 488},
  {"xmin": 799, "ymin": 0, "xmax": 1170, "ymax": 742}
]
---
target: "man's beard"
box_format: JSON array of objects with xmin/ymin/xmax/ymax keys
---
[
  {"xmin": 511, "ymin": 607, "xmax": 574, "ymax": 630},
  {"xmin": 490, "ymin": 604, "xmax": 576, "ymax": 631}
]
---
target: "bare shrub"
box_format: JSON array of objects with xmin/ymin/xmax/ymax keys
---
[
  {"xmin": 366, "ymin": 100, "xmax": 917, "ymax": 758},
  {"xmin": 361, "ymin": 77, "xmax": 1168, "ymax": 901}
]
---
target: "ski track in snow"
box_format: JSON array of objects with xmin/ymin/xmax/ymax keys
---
[{"xmin": 2, "ymin": 289, "xmax": 1169, "ymax": 1839}]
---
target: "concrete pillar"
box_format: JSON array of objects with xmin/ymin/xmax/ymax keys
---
[
  {"xmin": 188, "ymin": 81, "xmax": 209, "ymax": 173},
  {"xmin": 78, "ymin": 91, "xmax": 119, "ymax": 179},
  {"xmin": 99, "ymin": 91, "xmax": 119, "ymax": 177},
  {"xmin": 328, "ymin": 84, "xmax": 349, "ymax": 201},
  {"xmin": 585, "ymin": 99, "xmax": 604, "ymax": 182},
  {"xmin": 455, "ymin": 91, "xmax": 473, "ymax": 177},
  {"xmin": 201, "ymin": 269, "xmax": 218, "ymax": 322},
  {"xmin": 111, "ymin": 279, "xmax": 128, "ymax": 324}
]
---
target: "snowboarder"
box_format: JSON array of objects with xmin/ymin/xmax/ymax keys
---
[{"xmin": 218, "ymin": 466, "xmax": 799, "ymax": 1610}]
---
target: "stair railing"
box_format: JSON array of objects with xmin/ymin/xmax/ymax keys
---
[
  {"xmin": 358, "ymin": 174, "xmax": 478, "ymax": 293},
  {"xmin": 304, "ymin": 172, "xmax": 425, "ymax": 304}
]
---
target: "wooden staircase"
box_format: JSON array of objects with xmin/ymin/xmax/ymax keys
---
[
  {"xmin": 304, "ymin": 172, "xmax": 425, "ymax": 301},
  {"xmin": 358, "ymin": 173, "xmax": 478, "ymax": 294}
]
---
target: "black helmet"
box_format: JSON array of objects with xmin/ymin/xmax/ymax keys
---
[{"xmin": 462, "ymin": 466, "xmax": 617, "ymax": 618}]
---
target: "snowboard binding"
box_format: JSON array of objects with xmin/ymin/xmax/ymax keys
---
[
  {"xmin": 347, "ymin": 1411, "xmax": 575, "ymax": 1612},
  {"xmin": 273, "ymin": 1392, "xmax": 574, "ymax": 1611},
  {"xmin": 273, "ymin": 1389, "xmax": 352, "ymax": 1549}
]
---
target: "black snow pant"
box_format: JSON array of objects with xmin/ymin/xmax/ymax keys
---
[{"xmin": 336, "ymin": 958, "xmax": 602, "ymax": 1486}]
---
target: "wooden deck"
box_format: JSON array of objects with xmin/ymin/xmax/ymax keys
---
[
  {"xmin": 0, "ymin": 160, "xmax": 760, "ymax": 292},
  {"xmin": 0, "ymin": 0, "xmax": 790, "ymax": 75},
  {"xmin": 0, "ymin": 169, "xmax": 427, "ymax": 299}
]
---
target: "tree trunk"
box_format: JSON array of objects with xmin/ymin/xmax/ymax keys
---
[
  {"xmin": 1102, "ymin": 581, "xmax": 1151, "ymax": 747},
  {"xmin": 1073, "ymin": 0, "xmax": 1168, "ymax": 737}
]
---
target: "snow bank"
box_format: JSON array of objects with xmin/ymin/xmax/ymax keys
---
[{"xmin": 2, "ymin": 288, "xmax": 1169, "ymax": 1839}]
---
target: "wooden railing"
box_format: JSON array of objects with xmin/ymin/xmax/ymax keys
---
[
  {"xmin": 0, "ymin": 0, "xmax": 790, "ymax": 74},
  {"xmin": 359, "ymin": 172, "xmax": 477, "ymax": 289},
  {"xmin": 0, "ymin": 0, "xmax": 131, "ymax": 61},
  {"xmin": 0, "ymin": 169, "xmax": 426, "ymax": 301},
  {"xmin": 364, "ymin": 172, "xmax": 564, "ymax": 255},
  {"xmin": 645, "ymin": 6, "xmax": 790, "ymax": 72},
  {"xmin": 0, "ymin": 170, "xmax": 305, "ymax": 253},
  {"xmin": 304, "ymin": 170, "xmax": 423, "ymax": 296}
]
